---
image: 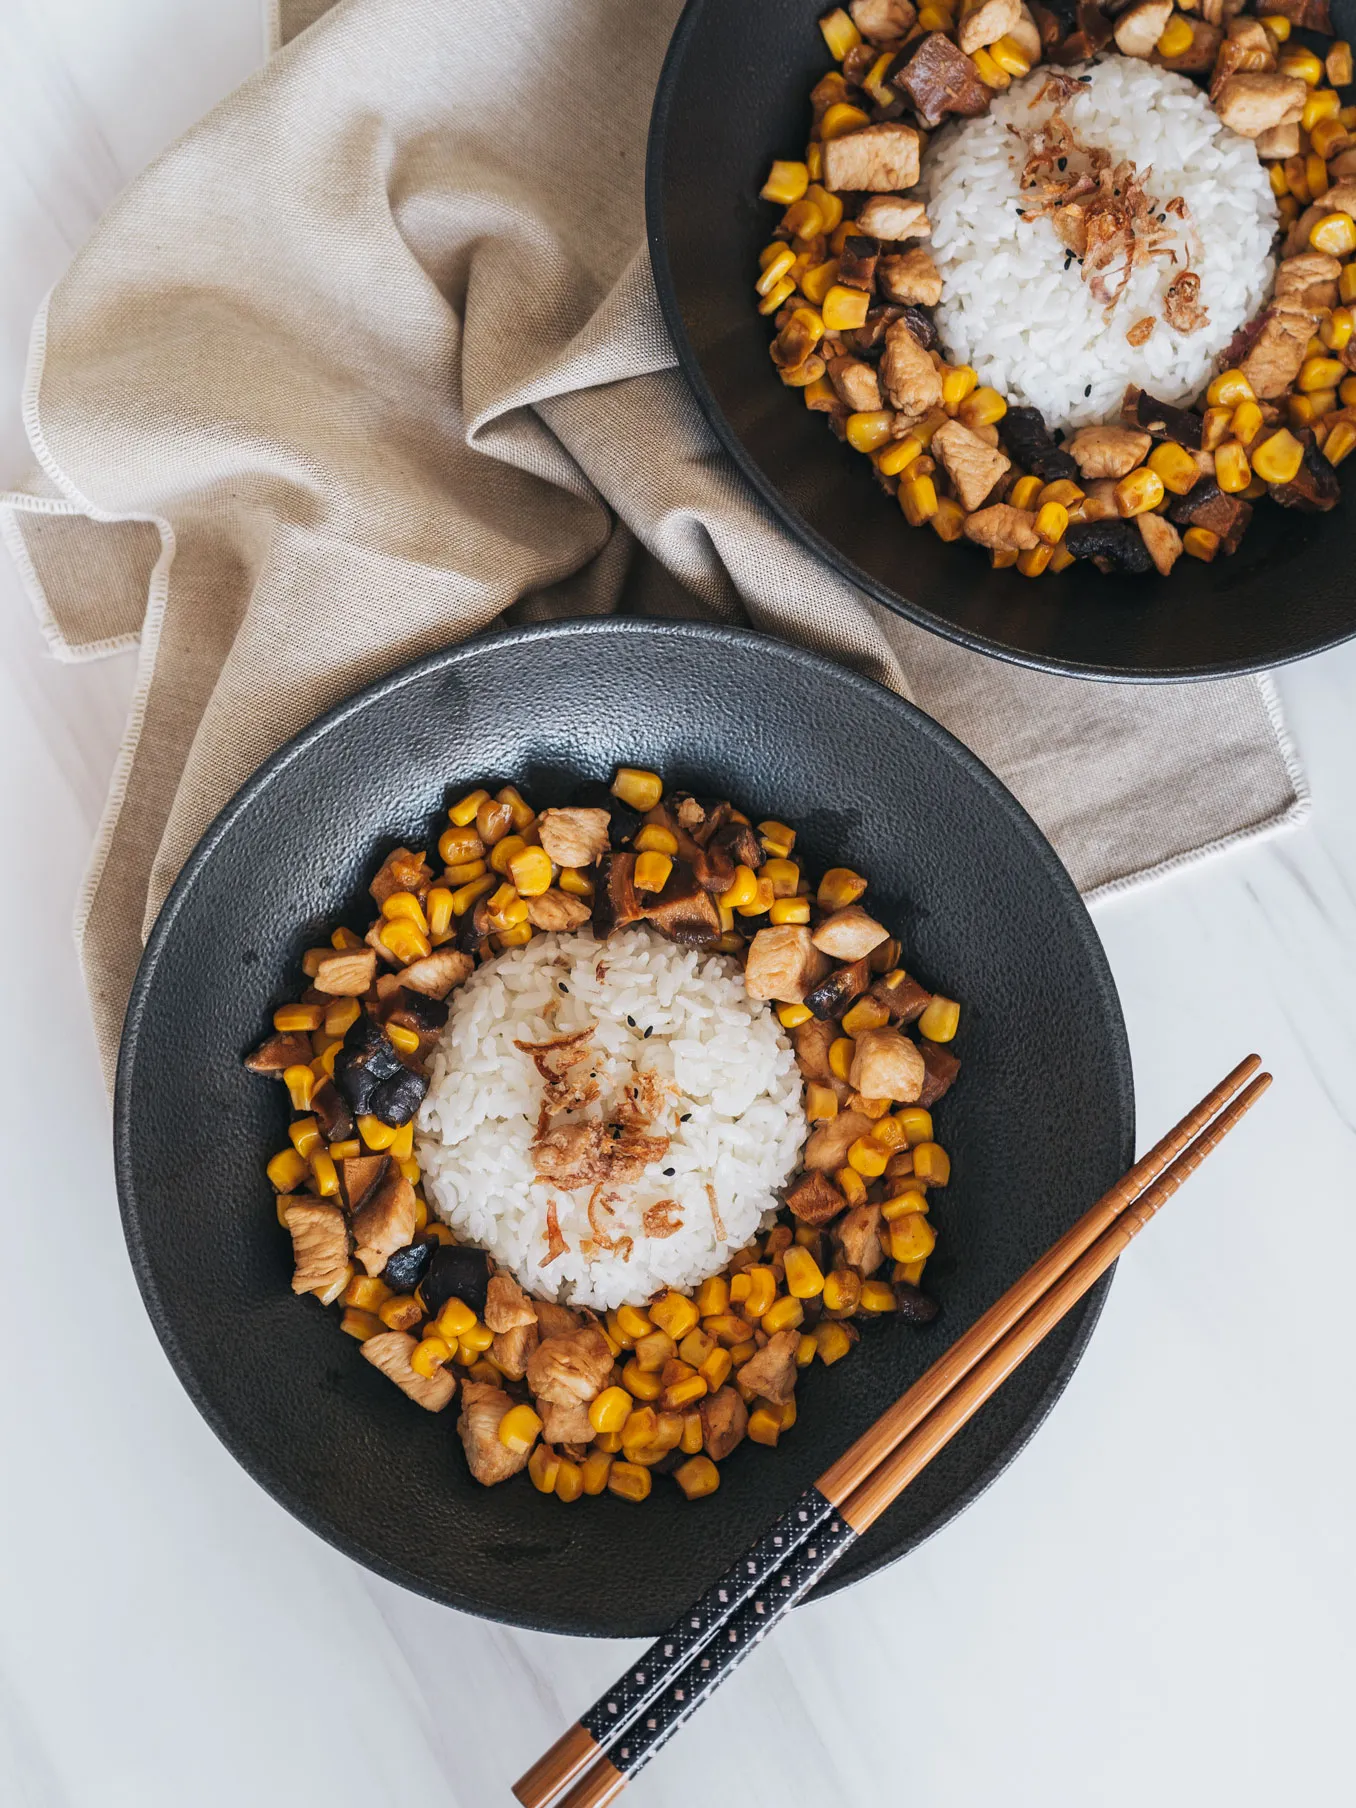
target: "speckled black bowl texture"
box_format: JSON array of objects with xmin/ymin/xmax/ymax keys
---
[
  {"xmin": 647, "ymin": 0, "xmax": 1356, "ymax": 681},
  {"xmin": 114, "ymin": 619, "xmax": 1133, "ymax": 1637}
]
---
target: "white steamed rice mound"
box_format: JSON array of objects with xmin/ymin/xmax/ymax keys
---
[
  {"xmin": 920, "ymin": 56, "xmax": 1277, "ymax": 434},
  {"xmin": 416, "ymin": 927, "xmax": 806, "ymax": 1310}
]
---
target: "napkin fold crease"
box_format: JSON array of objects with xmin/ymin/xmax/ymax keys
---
[{"xmin": 1, "ymin": 0, "xmax": 1306, "ymax": 1085}]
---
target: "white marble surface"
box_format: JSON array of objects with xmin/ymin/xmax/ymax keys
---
[{"xmin": 2, "ymin": 4, "xmax": 1353, "ymax": 1805}]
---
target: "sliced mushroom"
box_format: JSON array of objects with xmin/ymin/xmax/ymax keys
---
[
  {"xmin": 644, "ymin": 862, "xmax": 723, "ymax": 945},
  {"xmin": 868, "ymin": 969, "xmax": 932, "ymax": 1024},
  {"xmin": 917, "ymin": 1037, "xmax": 962, "ymax": 1107},
  {"xmin": 244, "ymin": 1031, "xmax": 315, "ymax": 1074},
  {"xmin": 804, "ymin": 956, "xmax": 872, "ymax": 1020}
]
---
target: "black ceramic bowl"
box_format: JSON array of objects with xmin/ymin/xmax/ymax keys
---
[
  {"xmin": 114, "ymin": 619, "xmax": 1132, "ymax": 1636},
  {"xmin": 647, "ymin": 0, "xmax": 1356, "ymax": 681}
]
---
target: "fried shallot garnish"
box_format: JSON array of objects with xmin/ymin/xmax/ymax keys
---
[
  {"xmin": 642, "ymin": 1198, "xmax": 683, "ymax": 1239},
  {"xmin": 1164, "ymin": 270, "xmax": 1209, "ymax": 334}
]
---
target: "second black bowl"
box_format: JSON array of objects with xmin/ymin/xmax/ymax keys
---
[{"xmin": 646, "ymin": 0, "xmax": 1356, "ymax": 681}]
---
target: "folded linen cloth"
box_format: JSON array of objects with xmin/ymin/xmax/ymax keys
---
[{"xmin": 1, "ymin": 0, "xmax": 1305, "ymax": 1085}]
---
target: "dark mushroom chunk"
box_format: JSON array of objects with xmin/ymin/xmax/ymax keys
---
[
  {"xmin": 381, "ymin": 1237, "xmax": 436, "ymax": 1294},
  {"xmin": 1165, "ymin": 479, "xmax": 1253, "ymax": 552},
  {"xmin": 892, "ymin": 31, "xmax": 989, "ymax": 125},
  {"xmin": 244, "ymin": 1031, "xmax": 314, "ymax": 1074},
  {"xmin": 1269, "ymin": 434, "xmax": 1341, "ymax": 512},
  {"xmin": 838, "ymin": 235, "xmax": 880, "ymax": 291},
  {"xmin": 1001, "ymin": 406, "xmax": 1079, "ymax": 482},
  {"xmin": 692, "ymin": 838, "xmax": 736, "ymax": 894},
  {"xmin": 382, "ymin": 986, "xmax": 449, "ymax": 1035},
  {"xmin": 845, "ymin": 303, "xmax": 906, "ymax": 355},
  {"xmin": 785, "ymin": 1169, "xmax": 848, "ymax": 1226},
  {"xmin": 917, "ymin": 1038, "xmax": 961, "ymax": 1108},
  {"xmin": 592, "ymin": 851, "xmax": 647, "ymax": 937},
  {"xmin": 805, "ymin": 956, "xmax": 872, "ymax": 1021},
  {"xmin": 867, "ymin": 968, "xmax": 932, "ymax": 1025},
  {"xmin": 644, "ymin": 861, "xmax": 724, "ymax": 946},
  {"xmin": 707, "ymin": 818, "xmax": 763, "ymax": 870},
  {"xmin": 898, "ymin": 305, "xmax": 938, "ymax": 352},
  {"xmin": 333, "ymin": 1014, "xmax": 405, "ymax": 1116},
  {"xmin": 421, "ymin": 1243, "xmax": 491, "ymax": 1319},
  {"xmin": 570, "ymin": 780, "xmax": 642, "ymax": 849},
  {"xmin": 369, "ymin": 1063, "xmax": 429, "ymax": 1128},
  {"xmin": 1051, "ymin": 0, "xmax": 1113, "ymax": 61},
  {"xmin": 893, "ymin": 1280, "xmax": 940, "ymax": 1323},
  {"xmin": 1132, "ymin": 390, "xmax": 1203, "ymax": 450},
  {"xmin": 1063, "ymin": 518, "xmax": 1155, "ymax": 574},
  {"xmin": 311, "ymin": 1078, "xmax": 355, "ymax": 1143}
]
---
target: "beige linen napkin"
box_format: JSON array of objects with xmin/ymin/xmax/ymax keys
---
[{"xmin": 1, "ymin": 0, "xmax": 1305, "ymax": 1084}]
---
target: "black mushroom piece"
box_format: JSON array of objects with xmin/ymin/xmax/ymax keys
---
[
  {"xmin": 805, "ymin": 956, "xmax": 872, "ymax": 1021},
  {"xmin": 837, "ymin": 236, "xmax": 879, "ymax": 291},
  {"xmin": 1269, "ymin": 435, "xmax": 1341, "ymax": 512},
  {"xmin": 244, "ymin": 1031, "xmax": 314, "ymax": 1074},
  {"xmin": 1132, "ymin": 390, "xmax": 1203, "ymax": 450},
  {"xmin": 333, "ymin": 1013, "xmax": 428, "ymax": 1126},
  {"xmin": 382, "ymin": 986, "xmax": 449, "ymax": 1035},
  {"xmin": 592, "ymin": 851, "xmax": 647, "ymax": 937},
  {"xmin": 1001, "ymin": 406, "xmax": 1078, "ymax": 482},
  {"xmin": 898, "ymin": 305, "xmax": 938, "ymax": 352},
  {"xmin": 1063, "ymin": 518, "xmax": 1154, "ymax": 575},
  {"xmin": 707, "ymin": 818, "xmax": 763, "ymax": 871},
  {"xmin": 917, "ymin": 1038, "xmax": 961, "ymax": 1108},
  {"xmin": 369, "ymin": 1065, "xmax": 429, "ymax": 1127},
  {"xmin": 570, "ymin": 780, "xmax": 642, "ymax": 848},
  {"xmin": 1165, "ymin": 480, "xmax": 1252, "ymax": 553},
  {"xmin": 421, "ymin": 1243, "xmax": 491, "ymax": 1319},
  {"xmin": 1051, "ymin": 0, "xmax": 1113, "ymax": 61},
  {"xmin": 381, "ymin": 1237, "xmax": 435, "ymax": 1294},
  {"xmin": 311, "ymin": 1077, "xmax": 355, "ymax": 1143},
  {"xmin": 893, "ymin": 1280, "xmax": 940, "ymax": 1324},
  {"xmin": 644, "ymin": 862, "xmax": 724, "ymax": 946}
]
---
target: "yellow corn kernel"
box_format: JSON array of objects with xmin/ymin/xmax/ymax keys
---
[
  {"xmin": 958, "ymin": 386, "xmax": 1007, "ymax": 430},
  {"xmin": 681, "ymin": 1409, "xmax": 704, "ymax": 1456},
  {"xmin": 772, "ymin": 1004, "xmax": 812, "ymax": 1036},
  {"xmin": 344, "ymin": 1274, "xmax": 390, "ymax": 1312},
  {"xmin": 847, "ymin": 1136, "xmax": 889, "ymax": 1178},
  {"xmin": 1207, "ymin": 369, "xmax": 1255, "ymax": 409},
  {"xmin": 860, "ymin": 1280, "xmax": 898, "ymax": 1313},
  {"xmin": 438, "ymin": 824, "xmax": 484, "ymax": 868},
  {"xmin": 853, "ymin": 410, "xmax": 909, "ymax": 459},
  {"xmin": 282, "ymin": 1064, "xmax": 316, "ymax": 1112},
  {"xmin": 1259, "ymin": 9, "xmax": 1290, "ymax": 34},
  {"xmin": 1305, "ymin": 88, "xmax": 1342, "ymax": 134},
  {"xmin": 917, "ymin": 2, "xmax": 953, "ymax": 26},
  {"xmin": 1269, "ymin": 160, "xmax": 1290, "ymax": 197},
  {"xmin": 988, "ymin": 31, "xmax": 1032, "ymax": 76},
  {"xmin": 649, "ymin": 1292, "xmax": 700, "ymax": 1341},
  {"xmin": 1014, "ymin": 544, "xmax": 1050, "ymax": 577},
  {"xmin": 504, "ymin": 846, "xmax": 551, "ymax": 898},
  {"xmin": 1281, "ymin": 46, "xmax": 1324, "ymax": 85},
  {"xmin": 444, "ymin": 857, "xmax": 489, "ymax": 891},
  {"xmin": 819, "ymin": 5, "xmax": 861, "ymax": 57},
  {"xmin": 1300, "ymin": 354, "xmax": 1347, "ymax": 394},
  {"xmin": 915, "ymin": 996, "xmax": 958, "ymax": 1044},
  {"xmin": 890, "ymin": 1211, "xmax": 937, "ymax": 1264},
  {"xmin": 929, "ymin": 496, "xmax": 966, "ymax": 542},
  {"xmin": 1156, "ymin": 13, "xmax": 1195, "ymax": 56},
  {"xmin": 1249, "ymin": 428, "xmax": 1305, "ymax": 485},
  {"xmin": 1321, "ymin": 307, "xmax": 1354, "ymax": 355},
  {"xmin": 818, "ymin": 867, "xmax": 867, "ymax": 910},
  {"xmin": 1328, "ymin": 39, "xmax": 1354, "ymax": 83},
  {"xmin": 1182, "ymin": 525, "xmax": 1219, "ymax": 563},
  {"xmin": 497, "ymin": 1404, "xmax": 544, "ymax": 1456},
  {"xmin": 1325, "ymin": 421, "xmax": 1356, "ymax": 465},
  {"xmin": 755, "ymin": 246, "xmax": 796, "ymax": 298},
  {"xmin": 810, "ymin": 1324, "xmax": 851, "ymax": 1372},
  {"xmin": 758, "ymin": 275, "xmax": 796, "ymax": 316},
  {"xmin": 659, "ymin": 1370, "xmax": 711, "ymax": 1412},
  {"xmin": 613, "ymin": 1303, "xmax": 652, "ymax": 1342},
  {"xmin": 747, "ymin": 1406, "xmax": 782, "ymax": 1448},
  {"xmin": 633, "ymin": 851, "xmax": 673, "ymax": 895},
  {"xmin": 429, "ymin": 1297, "xmax": 474, "ymax": 1344},
  {"xmin": 989, "ymin": 547, "xmax": 1020, "ymax": 569},
  {"xmin": 1113, "ymin": 466, "xmax": 1165, "ymax": 518},
  {"xmin": 576, "ymin": 1450, "xmax": 611, "ymax": 1495},
  {"xmin": 419, "ymin": 887, "xmax": 453, "ymax": 944},
  {"xmin": 821, "ymin": 284, "xmax": 872, "ymax": 331},
  {"xmin": 1308, "ymin": 153, "xmax": 1331, "ymax": 201},
  {"xmin": 820, "ymin": 101, "xmax": 871, "ymax": 142},
  {"xmin": 304, "ymin": 1148, "xmax": 336, "ymax": 1197},
  {"xmin": 744, "ymin": 1267, "xmax": 779, "ymax": 1318},
  {"xmin": 841, "ymin": 996, "xmax": 890, "ymax": 1037},
  {"xmin": 328, "ymin": 1137, "xmax": 359, "ymax": 1164},
  {"xmin": 718, "ymin": 865, "xmax": 759, "ymax": 912},
  {"xmin": 488, "ymin": 835, "xmax": 527, "ymax": 879},
  {"xmin": 380, "ymin": 918, "xmax": 433, "ymax": 964},
  {"xmin": 619, "ymin": 1357, "xmax": 662, "ymax": 1400},
  {"xmin": 274, "ymin": 1002, "xmax": 324, "ymax": 1034},
  {"xmin": 870, "ymin": 434, "xmax": 919, "ymax": 480},
  {"xmin": 891, "ymin": 1106, "xmax": 931, "ymax": 1147},
  {"xmin": 970, "ymin": 45, "xmax": 1009, "ymax": 88},
  {"xmin": 607, "ymin": 1460, "xmax": 652, "ymax": 1502},
  {"xmin": 818, "ymin": 1268, "xmax": 859, "ymax": 1316},
  {"xmin": 527, "ymin": 1443, "xmax": 560, "ymax": 1494},
  {"xmin": 1312, "ymin": 117, "xmax": 1352, "ymax": 160},
  {"xmin": 803, "ymin": 1082, "xmax": 838, "ymax": 1125},
  {"xmin": 912, "ymin": 1142, "xmax": 952, "ymax": 1186},
  {"xmin": 310, "ymin": 1043, "xmax": 339, "ymax": 1082},
  {"xmin": 476, "ymin": 797, "xmax": 514, "ymax": 846},
  {"xmin": 449, "ymin": 873, "xmax": 495, "ymax": 918},
  {"xmin": 546, "ymin": 1458, "xmax": 582, "ymax": 1504},
  {"xmin": 331, "ymin": 925, "xmax": 365, "ymax": 952},
  {"xmin": 324, "ymin": 995, "xmax": 363, "ymax": 1039},
  {"xmin": 493, "ymin": 784, "xmax": 533, "ymax": 832},
  {"xmin": 556, "ymin": 867, "xmax": 594, "ymax": 904},
  {"xmin": 1023, "ymin": 501, "xmax": 1067, "ymax": 550},
  {"xmin": 1311, "ymin": 211, "xmax": 1356, "ymax": 255},
  {"xmin": 459, "ymin": 1320, "xmax": 495, "ymax": 1356},
  {"xmin": 799, "ymin": 259, "xmax": 840, "ymax": 310},
  {"xmin": 766, "ymin": 897, "xmax": 809, "ymax": 926},
  {"xmin": 882, "ymin": 1187, "xmax": 930, "ymax": 1222},
  {"xmin": 1226, "ymin": 398, "xmax": 1262, "ymax": 449},
  {"xmin": 378, "ymin": 1024, "xmax": 418, "ymax": 1065},
  {"xmin": 1145, "ymin": 440, "xmax": 1200, "ymax": 497},
  {"xmin": 900, "ymin": 473, "xmax": 939, "ymax": 526},
  {"xmin": 629, "ymin": 825, "xmax": 675, "ymax": 861},
  {"xmin": 836, "ymin": 1165, "xmax": 867, "ymax": 1208},
  {"xmin": 671, "ymin": 1454, "xmax": 720, "ymax": 1501},
  {"xmin": 734, "ymin": 875, "xmax": 774, "ymax": 919},
  {"xmin": 828, "ymin": 1037, "xmax": 854, "ymax": 1081},
  {"xmin": 1286, "ymin": 153, "xmax": 1312, "ymax": 203},
  {"xmin": 448, "ymin": 788, "xmax": 490, "ymax": 827},
  {"xmin": 381, "ymin": 891, "xmax": 429, "ymax": 933},
  {"xmin": 340, "ymin": 1308, "xmax": 383, "ymax": 1342},
  {"xmin": 1048, "ymin": 542, "xmax": 1076, "ymax": 573},
  {"xmin": 1008, "ymin": 474, "xmax": 1043, "ymax": 512},
  {"xmin": 267, "ymin": 1147, "xmax": 309, "ymax": 1191},
  {"xmin": 761, "ymin": 158, "xmax": 809, "ymax": 205},
  {"xmin": 1214, "ymin": 441, "xmax": 1252, "ymax": 493},
  {"xmin": 941, "ymin": 363, "xmax": 979, "ymax": 412},
  {"xmin": 783, "ymin": 1245, "xmax": 826, "ymax": 1300}
]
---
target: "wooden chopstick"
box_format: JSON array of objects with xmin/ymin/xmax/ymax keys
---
[
  {"xmin": 547, "ymin": 1070, "xmax": 1272, "ymax": 1808},
  {"xmin": 512, "ymin": 1054, "xmax": 1263, "ymax": 1808}
]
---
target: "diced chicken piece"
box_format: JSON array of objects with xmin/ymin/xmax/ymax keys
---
[
  {"xmin": 1274, "ymin": 252, "xmax": 1342, "ymax": 311},
  {"xmin": 855, "ymin": 196, "xmax": 932, "ymax": 241},
  {"xmin": 534, "ymin": 1301, "xmax": 583, "ymax": 1340},
  {"xmin": 398, "ymin": 946, "xmax": 473, "ymax": 1000},
  {"xmin": 1076, "ymin": 480, "xmax": 1121, "ymax": 523},
  {"xmin": 961, "ymin": 503, "xmax": 1041, "ymax": 551},
  {"xmin": 744, "ymin": 925, "xmax": 831, "ymax": 1004},
  {"xmin": 828, "ymin": 355, "xmax": 883, "ymax": 413},
  {"xmin": 1322, "ymin": 182, "xmax": 1356, "ymax": 221},
  {"xmin": 284, "ymin": 1200, "xmax": 351, "ymax": 1301},
  {"xmin": 484, "ymin": 1272, "xmax": 537, "ymax": 1334},
  {"xmin": 851, "ymin": 0, "xmax": 917, "ymax": 40},
  {"xmin": 878, "ymin": 248, "xmax": 944, "ymax": 306},
  {"xmin": 785, "ymin": 1169, "xmax": 848, "ymax": 1226},
  {"xmin": 896, "ymin": 30, "xmax": 990, "ymax": 124},
  {"xmin": 1254, "ymin": 121, "xmax": 1300, "ymax": 159},
  {"xmin": 245, "ymin": 1031, "xmax": 315, "ymax": 1073},
  {"xmin": 1153, "ymin": 17, "xmax": 1222, "ymax": 72},
  {"xmin": 811, "ymin": 904, "xmax": 890, "ymax": 960},
  {"xmin": 540, "ymin": 1399, "xmax": 594, "ymax": 1444},
  {"xmin": 536, "ymin": 807, "xmax": 610, "ymax": 869},
  {"xmin": 1008, "ymin": 3, "xmax": 1043, "ymax": 63},
  {"xmin": 848, "ymin": 1026, "xmax": 926, "ymax": 1103},
  {"xmin": 736, "ymin": 1330, "xmax": 800, "ymax": 1405},
  {"xmin": 351, "ymin": 1169, "xmax": 418, "ymax": 1277},
  {"xmin": 1138, "ymin": 511, "xmax": 1184, "ymax": 575},
  {"xmin": 311, "ymin": 946, "xmax": 378, "ymax": 995},
  {"xmin": 821, "ymin": 122, "xmax": 922, "ymax": 192},
  {"xmin": 791, "ymin": 1014, "xmax": 839, "ymax": 1082},
  {"xmin": 369, "ymin": 847, "xmax": 432, "ymax": 906},
  {"xmin": 1213, "ymin": 72, "xmax": 1306, "ymax": 138},
  {"xmin": 526, "ymin": 888, "xmax": 592, "ymax": 932},
  {"xmin": 1114, "ymin": 0, "xmax": 1172, "ymax": 56},
  {"xmin": 526, "ymin": 1326, "xmax": 614, "ymax": 1406},
  {"xmin": 492, "ymin": 1320, "xmax": 539, "ymax": 1381},
  {"xmin": 1241, "ymin": 306, "xmax": 1316, "ymax": 397},
  {"xmin": 1209, "ymin": 14, "xmax": 1277, "ymax": 99},
  {"xmin": 1065, "ymin": 425, "xmax": 1152, "ymax": 479},
  {"xmin": 959, "ymin": 0, "xmax": 1020, "ymax": 51},
  {"xmin": 933, "ymin": 419, "xmax": 1012, "ymax": 511},
  {"xmin": 1263, "ymin": 0, "xmax": 1330, "ymax": 29},
  {"xmin": 1329, "ymin": 147, "xmax": 1356, "ymax": 181},
  {"xmin": 364, "ymin": 1330, "xmax": 458, "ymax": 1413},
  {"xmin": 835, "ymin": 1203, "xmax": 885, "ymax": 1276},
  {"xmin": 1283, "ymin": 203, "xmax": 1327, "ymax": 260},
  {"xmin": 700, "ymin": 1386, "xmax": 748, "ymax": 1460},
  {"xmin": 880, "ymin": 319, "xmax": 944, "ymax": 416},
  {"xmin": 804, "ymin": 1110, "xmax": 877, "ymax": 1172},
  {"xmin": 457, "ymin": 1380, "xmax": 530, "ymax": 1481}
]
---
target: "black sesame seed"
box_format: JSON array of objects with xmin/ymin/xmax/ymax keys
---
[
  {"xmin": 627, "ymin": 1015, "xmax": 636, "ymax": 1027},
  {"xmin": 679, "ymin": 1112, "xmax": 692, "ymax": 1122},
  {"xmin": 558, "ymin": 982, "xmax": 568, "ymax": 992},
  {"xmin": 644, "ymin": 1026, "xmax": 653, "ymax": 1038},
  {"xmin": 1057, "ymin": 157, "xmax": 1067, "ymax": 170},
  {"xmin": 1084, "ymin": 383, "xmax": 1092, "ymax": 396},
  {"xmin": 663, "ymin": 1168, "xmax": 676, "ymax": 1177}
]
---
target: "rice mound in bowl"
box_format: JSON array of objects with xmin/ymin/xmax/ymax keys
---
[
  {"xmin": 416, "ymin": 927, "xmax": 806, "ymax": 1310},
  {"xmin": 920, "ymin": 56, "xmax": 1278, "ymax": 434}
]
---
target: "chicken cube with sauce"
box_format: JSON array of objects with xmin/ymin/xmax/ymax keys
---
[
  {"xmin": 877, "ymin": 249, "xmax": 944, "ymax": 307},
  {"xmin": 744, "ymin": 925, "xmax": 830, "ymax": 1004},
  {"xmin": 735, "ymin": 1330, "xmax": 801, "ymax": 1404},
  {"xmin": 364, "ymin": 1330, "xmax": 458, "ymax": 1413},
  {"xmin": 1213, "ymin": 72, "xmax": 1306, "ymax": 137},
  {"xmin": 1065, "ymin": 426, "xmax": 1152, "ymax": 480},
  {"xmin": 458, "ymin": 1380, "xmax": 532, "ymax": 1483},
  {"xmin": 855, "ymin": 197, "xmax": 932, "ymax": 241},
  {"xmin": 933, "ymin": 419, "xmax": 1011, "ymax": 511},
  {"xmin": 881, "ymin": 320, "xmax": 944, "ymax": 418},
  {"xmin": 821, "ymin": 122, "xmax": 922, "ymax": 191},
  {"xmin": 847, "ymin": 1027, "xmax": 926, "ymax": 1103}
]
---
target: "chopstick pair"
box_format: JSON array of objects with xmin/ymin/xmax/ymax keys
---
[{"xmin": 514, "ymin": 1054, "xmax": 1270, "ymax": 1808}]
